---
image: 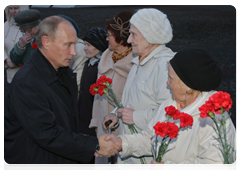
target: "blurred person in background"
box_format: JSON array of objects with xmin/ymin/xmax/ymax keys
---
[
  {"xmin": 58, "ymin": 14, "xmax": 87, "ymax": 96},
  {"xmin": 78, "ymin": 27, "xmax": 108, "ymax": 163},
  {"xmin": 9, "ymin": 9, "xmax": 41, "ymax": 65},
  {"xmin": 4, "ymin": 5, "xmax": 29, "ymax": 84},
  {"xmin": 89, "ymin": 10, "xmax": 135, "ymax": 164}
]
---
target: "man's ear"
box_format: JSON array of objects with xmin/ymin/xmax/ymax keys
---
[{"xmin": 42, "ymin": 36, "xmax": 50, "ymax": 49}]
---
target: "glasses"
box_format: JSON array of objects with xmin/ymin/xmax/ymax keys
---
[{"xmin": 106, "ymin": 33, "xmax": 114, "ymax": 37}]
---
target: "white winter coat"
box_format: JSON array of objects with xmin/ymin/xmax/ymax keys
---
[
  {"xmin": 116, "ymin": 45, "xmax": 175, "ymax": 164},
  {"xmin": 119, "ymin": 91, "xmax": 236, "ymax": 164}
]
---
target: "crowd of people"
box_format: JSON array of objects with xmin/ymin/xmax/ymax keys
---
[{"xmin": 4, "ymin": 5, "xmax": 236, "ymax": 164}]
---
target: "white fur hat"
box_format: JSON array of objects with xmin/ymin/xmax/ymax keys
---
[{"xmin": 130, "ymin": 8, "xmax": 173, "ymax": 44}]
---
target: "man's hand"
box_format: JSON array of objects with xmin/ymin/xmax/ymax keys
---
[
  {"xmin": 94, "ymin": 152, "xmax": 102, "ymax": 157},
  {"xmin": 105, "ymin": 134, "xmax": 122, "ymax": 151},
  {"xmin": 97, "ymin": 134, "xmax": 121, "ymax": 157},
  {"xmin": 151, "ymin": 161, "xmax": 163, "ymax": 170},
  {"xmin": 18, "ymin": 34, "xmax": 32, "ymax": 48},
  {"xmin": 103, "ymin": 113, "xmax": 118, "ymax": 130},
  {"xmin": 117, "ymin": 108, "xmax": 135, "ymax": 125},
  {"xmin": 6, "ymin": 58, "xmax": 17, "ymax": 68}
]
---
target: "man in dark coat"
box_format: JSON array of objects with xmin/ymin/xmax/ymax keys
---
[{"xmin": 4, "ymin": 15, "xmax": 120, "ymax": 164}]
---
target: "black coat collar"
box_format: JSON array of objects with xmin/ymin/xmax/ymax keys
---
[{"xmin": 30, "ymin": 49, "xmax": 75, "ymax": 86}]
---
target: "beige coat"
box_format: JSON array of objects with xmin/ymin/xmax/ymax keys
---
[
  {"xmin": 4, "ymin": 5, "xmax": 29, "ymax": 83},
  {"xmin": 119, "ymin": 91, "xmax": 236, "ymax": 164},
  {"xmin": 90, "ymin": 48, "xmax": 134, "ymax": 164}
]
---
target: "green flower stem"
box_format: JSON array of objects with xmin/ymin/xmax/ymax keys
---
[
  {"xmin": 103, "ymin": 90, "xmax": 117, "ymax": 105},
  {"xmin": 211, "ymin": 116, "xmax": 225, "ymax": 149},
  {"xmin": 209, "ymin": 109, "xmax": 230, "ymax": 164},
  {"xmin": 221, "ymin": 107, "xmax": 229, "ymax": 164},
  {"xmin": 140, "ymin": 159, "xmax": 144, "ymax": 167},
  {"xmin": 156, "ymin": 137, "xmax": 172, "ymax": 163},
  {"xmin": 106, "ymin": 84, "xmax": 123, "ymax": 107},
  {"xmin": 154, "ymin": 136, "xmax": 158, "ymax": 159},
  {"xmin": 103, "ymin": 89, "xmax": 122, "ymax": 109}
]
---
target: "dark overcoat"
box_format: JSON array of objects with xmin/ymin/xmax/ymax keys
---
[
  {"xmin": 4, "ymin": 49, "xmax": 98, "ymax": 164},
  {"xmin": 78, "ymin": 60, "xmax": 98, "ymax": 137}
]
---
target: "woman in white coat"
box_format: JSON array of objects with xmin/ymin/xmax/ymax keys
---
[
  {"xmin": 4, "ymin": 5, "xmax": 29, "ymax": 83},
  {"xmin": 106, "ymin": 48, "xmax": 236, "ymax": 164},
  {"xmin": 103, "ymin": 8, "xmax": 175, "ymax": 164}
]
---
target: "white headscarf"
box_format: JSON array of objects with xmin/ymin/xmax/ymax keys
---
[{"xmin": 130, "ymin": 8, "xmax": 173, "ymax": 45}]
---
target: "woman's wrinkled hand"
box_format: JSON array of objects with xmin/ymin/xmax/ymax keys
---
[
  {"xmin": 103, "ymin": 113, "xmax": 118, "ymax": 130},
  {"xmin": 117, "ymin": 108, "xmax": 135, "ymax": 125},
  {"xmin": 18, "ymin": 34, "xmax": 32, "ymax": 48}
]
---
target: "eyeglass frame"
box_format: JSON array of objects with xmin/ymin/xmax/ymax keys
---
[{"xmin": 106, "ymin": 33, "xmax": 115, "ymax": 38}]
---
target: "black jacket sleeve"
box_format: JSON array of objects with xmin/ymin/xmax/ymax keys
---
[{"xmin": 9, "ymin": 81, "xmax": 98, "ymax": 163}]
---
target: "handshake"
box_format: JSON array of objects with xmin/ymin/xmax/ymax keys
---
[{"xmin": 95, "ymin": 134, "xmax": 122, "ymax": 158}]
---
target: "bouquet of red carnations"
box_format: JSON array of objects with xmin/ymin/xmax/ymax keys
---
[
  {"xmin": 152, "ymin": 105, "xmax": 194, "ymax": 163},
  {"xmin": 90, "ymin": 75, "xmax": 146, "ymax": 163},
  {"xmin": 199, "ymin": 91, "xmax": 235, "ymax": 164}
]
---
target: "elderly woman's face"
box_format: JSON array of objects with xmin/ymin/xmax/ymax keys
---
[
  {"xmin": 167, "ymin": 64, "xmax": 187, "ymax": 102},
  {"xmin": 84, "ymin": 41, "xmax": 101, "ymax": 59},
  {"xmin": 127, "ymin": 25, "xmax": 151, "ymax": 56}
]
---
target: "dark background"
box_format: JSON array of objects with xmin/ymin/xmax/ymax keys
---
[{"xmin": 4, "ymin": 5, "xmax": 236, "ymax": 126}]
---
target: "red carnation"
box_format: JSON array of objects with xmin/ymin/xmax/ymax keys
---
[
  {"xmin": 199, "ymin": 91, "xmax": 233, "ymax": 118},
  {"xmin": 209, "ymin": 91, "xmax": 233, "ymax": 114},
  {"xmin": 98, "ymin": 86, "xmax": 106, "ymax": 96},
  {"xmin": 89, "ymin": 83, "xmax": 98, "ymax": 96},
  {"xmin": 154, "ymin": 122, "xmax": 169, "ymax": 138},
  {"xmin": 96, "ymin": 75, "xmax": 112, "ymax": 86},
  {"xmin": 165, "ymin": 105, "xmax": 180, "ymax": 120},
  {"xmin": 179, "ymin": 113, "xmax": 194, "ymax": 128},
  {"xmin": 199, "ymin": 101, "xmax": 214, "ymax": 118},
  {"xmin": 154, "ymin": 122, "xmax": 179, "ymax": 139},
  {"xmin": 167, "ymin": 122, "xmax": 179, "ymax": 139},
  {"xmin": 32, "ymin": 42, "xmax": 38, "ymax": 49}
]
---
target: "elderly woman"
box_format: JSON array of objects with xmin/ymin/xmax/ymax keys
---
[
  {"xmin": 4, "ymin": 5, "xmax": 29, "ymax": 84},
  {"xmin": 103, "ymin": 8, "xmax": 175, "ymax": 164},
  {"xmin": 9, "ymin": 9, "xmax": 41, "ymax": 65},
  {"xmin": 89, "ymin": 10, "xmax": 135, "ymax": 164},
  {"xmin": 106, "ymin": 48, "xmax": 236, "ymax": 164}
]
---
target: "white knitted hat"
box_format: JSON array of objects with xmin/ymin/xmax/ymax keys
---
[{"xmin": 130, "ymin": 8, "xmax": 173, "ymax": 44}]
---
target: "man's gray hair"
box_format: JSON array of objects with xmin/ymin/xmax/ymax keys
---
[{"xmin": 36, "ymin": 16, "xmax": 71, "ymax": 48}]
